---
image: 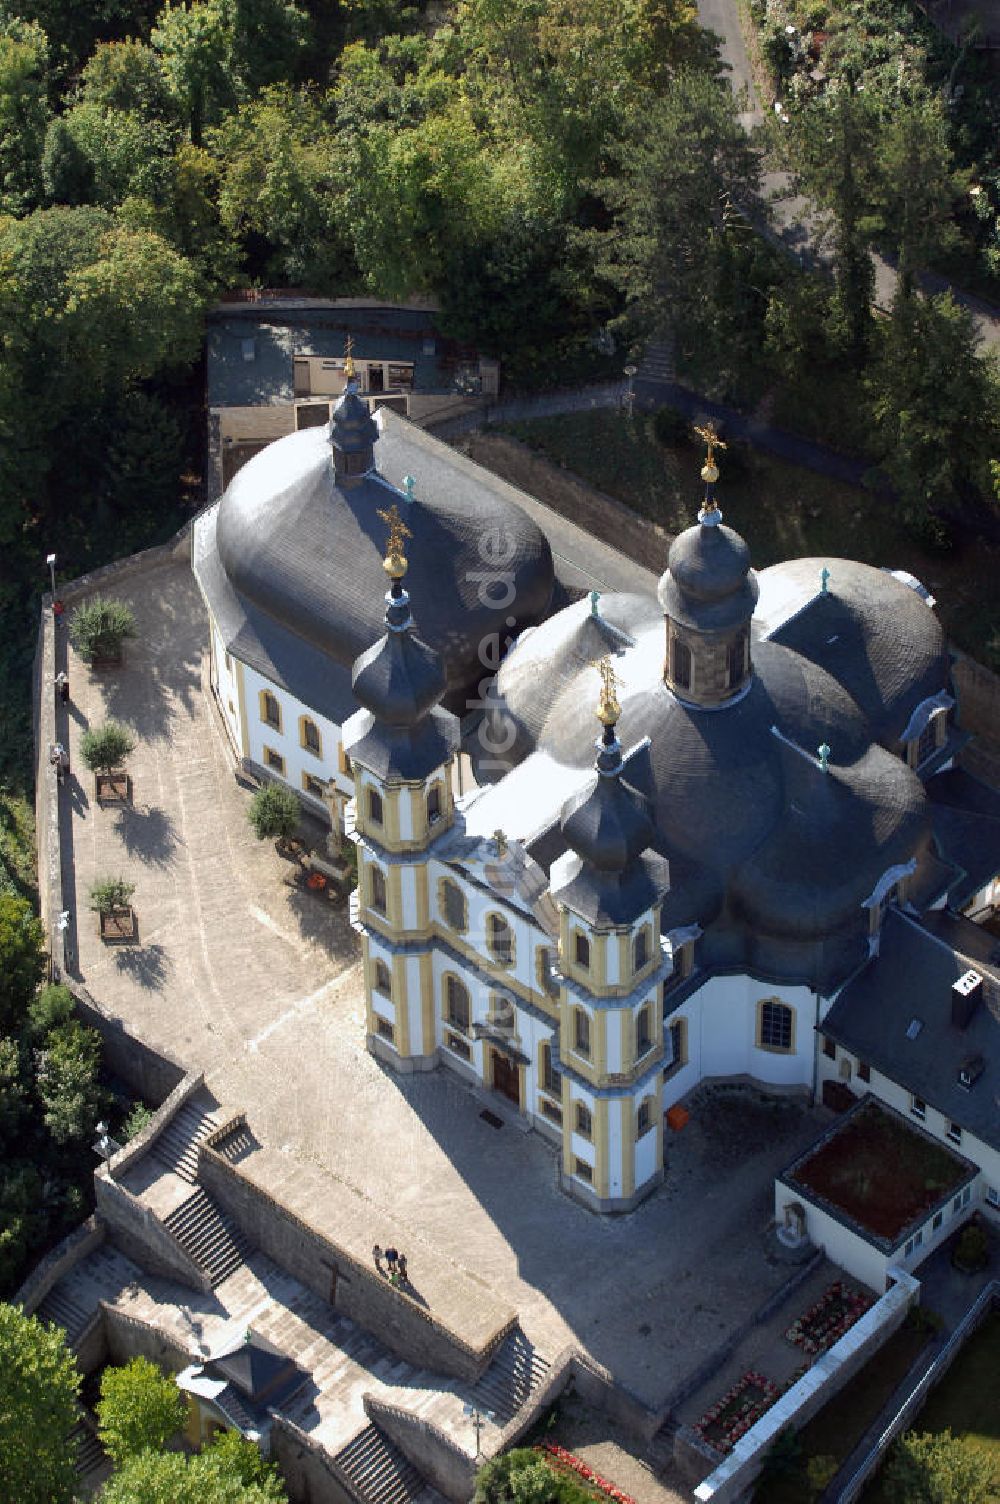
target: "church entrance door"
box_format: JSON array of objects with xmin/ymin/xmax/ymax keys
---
[{"xmin": 491, "ymin": 1050, "xmax": 521, "ymax": 1108}]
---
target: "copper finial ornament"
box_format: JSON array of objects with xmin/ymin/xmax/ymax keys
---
[
  {"xmin": 693, "ymin": 421, "xmax": 727, "ymax": 486},
  {"xmin": 344, "ymin": 333, "xmax": 356, "ymax": 381},
  {"xmin": 376, "ymin": 503, "xmax": 412, "ymax": 580}
]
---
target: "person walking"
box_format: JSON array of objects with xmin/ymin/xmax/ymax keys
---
[
  {"xmin": 54, "ymin": 671, "xmax": 69, "ymax": 704},
  {"xmin": 397, "ymin": 1253, "xmax": 408, "ymax": 1284},
  {"xmin": 384, "ymin": 1246, "xmax": 399, "ymax": 1275},
  {"xmin": 372, "ymin": 1243, "xmax": 384, "ymax": 1274}
]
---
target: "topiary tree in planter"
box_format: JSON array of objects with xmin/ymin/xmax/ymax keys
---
[
  {"xmin": 953, "ymin": 1218, "xmax": 989, "ymax": 1273},
  {"xmin": 90, "ymin": 876, "xmax": 137, "ymax": 942},
  {"xmin": 80, "ymin": 720, "xmax": 136, "ymax": 802},
  {"xmin": 69, "ymin": 596, "xmax": 137, "ymax": 667},
  {"xmin": 248, "ymin": 783, "xmax": 300, "ymax": 849}
]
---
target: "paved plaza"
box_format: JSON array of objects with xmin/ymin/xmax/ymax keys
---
[{"xmin": 59, "ymin": 556, "xmax": 830, "ymax": 1415}]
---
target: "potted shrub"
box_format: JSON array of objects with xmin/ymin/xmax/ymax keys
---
[
  {"xmin": 248, "ymin": 783, "xmax": 301, "ymax": 853},
  {"xmin": 80, "ymin": 720, "xmax": 136, "ymax": 804},
  {"xmin": 90, "ymin": 876, "xmax": 137, "ymax": 942},
  {"xmin": 69, "ymin": 596, "xmax": 137, "ymax": 669},
  {"xmin": 952, "ymin": 1217, "xmax": 989, "ymax": 1273}
]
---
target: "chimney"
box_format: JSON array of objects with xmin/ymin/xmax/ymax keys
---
[{"xmin": 951, "ymin": 970, "xmax": 983, "ymax": 1031}]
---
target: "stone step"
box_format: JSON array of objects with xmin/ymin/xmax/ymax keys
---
[
  {"xmin": 469, "ymin": 1332, "xmax": 551, "ymax": 1425},
  {"xmin": 72, "ymin": 1420, "xmax": 107, "ymax": 1478},
  {"xmin": 150, "ymin": 1099, "xmax": 219, "ymax": 1183},
  {"xmin": 35, "ymin": 1286, "xmax": 90, "ymax": 1344},
  {"xmin": 335, "ymin": 1424, "xmax": 426, "ymax": 1504},
  {"xmin": 162, "ymin": 1186, "xmax": 251, "ymax": 1286}
]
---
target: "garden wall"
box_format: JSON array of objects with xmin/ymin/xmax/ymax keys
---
[
  {"xmin": 106, "ymin": 1071, "xmax": 204, "ymax": 1178},
  {"xmin": 693, "ymin": 1268, "xmax": 919, "ymax": 1504}
]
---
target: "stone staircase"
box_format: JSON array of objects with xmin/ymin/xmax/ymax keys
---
[
  {"xmin": 209, "ymin": 1118, "xmax": 259, "ymax": 1165},
  {"xmin": 35, "ymin": 1285, "xmax": 91, "ymax": 1344},
  {"xmin": 72, "ymin": 1420, "xmax": 107, "ymax": 1480},
  {"xmin": 335, "ymin": 1423, "xmax": 426, "ymax": 1504},
  {"xmin": 162, "ymin": 1186, "xmax": 252, "ymax": 1287},
  {"xmin": 150, "ymin": 1098, "xmax": 220, "ymax": 1183},
  {"xmin": 468, "ymin": 1329, "xmax": 551, "ymax": 1425},
  {"xmin": 638, "ymin": 339, "xmax": 676, "ymax": 386}
]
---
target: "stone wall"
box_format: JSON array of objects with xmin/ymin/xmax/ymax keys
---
[
  {"xmin": 365, "ymin": 1396, "xmax": 476, "ymax": 1503},
  {"xmin": 569, "ymin": 1351, "xmax": 661, "ymax": 1445},
  {"xmin": 13, "ymin": 1215, "xmax": 105, "ymax": 1317},
  {"xmin": 490, "ymin": 1346, "xmax": 577, "ymax": 1457},
  {"xmin": 693, "ymin": 1268, "xmax": 920, "ymax": 1504},
  {"xmin": 107, "ymin": 1072, "xmax": 204, "ymax": 1178},
  {"xmin": 269, "ymin": 1414, "xmax": 362, "ymax": 1504},
  {"xmin": 953, "ymin": 649, "xmax": 1000, "ymax": 784},
  {"xmin": 73, "ymin": 979, "xmax": 187, "ymax": 1106},
  {"xmin": 94, "ymin": 1170, "xmax": 211, "ymax": 1294},
  {"xmin": 200, "ymin": 1135, "xmax": 513, "ymax": 1382},
  {"xmin": 76, "ymin": 1309, "xmax": 109, "ymax": 1375},
  {"xmin": 102, "ymin": 1304, "xmax": 192, "ymax": 1374}
]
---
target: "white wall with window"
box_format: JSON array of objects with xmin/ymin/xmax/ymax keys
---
[
  {"xmin": 427, "ymin": 857, "xmax": 541, "ymax": 1000},
  {"xmin": 241, "ymin": 661, "xmax": 352, "ymax": 800},
  {"xmin": 657, "ymin": 976, "xmax": 816, "ymax": 1102},
  {"xmin": 210, "ymin": 625, "xmax": 244, "ymax": 757}
]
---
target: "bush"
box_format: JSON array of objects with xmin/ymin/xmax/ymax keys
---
[
  {"xmin": 122, "ymin": 1101, "xmax": 153, "ymax": 1140},
  {"xmin": 89, "ymin": 876, "xmax": 136, "ymax": 914},
  {"xmin": 653, "ymin": 404, "xmax": 690, "ymax": 447},
  {"xmin": 96, "ymin": 1357, "xmax": 187, "ymax": 1466},
  {"xmin": 25, "ymin": 984, "xmax": 75, "ymax": 1042},
  {"xmin": 80, "ymin": 720, "xmax": 136, "ymax": 774},
  {"xmin": 69, "ymin": 596, "xmax": 136, "ymax": 663},
  {"xmin": 248, "ymin": 782, "xmax": 300, "ymax": 843},
  {"xmin": 953, "ymin": 1220, "xmax": 989, "ymax": 1273}
]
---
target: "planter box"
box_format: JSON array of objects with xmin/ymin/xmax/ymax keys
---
[
  {"xmin": 95, "ymin": 771, "xmax": 131, "ymax": 805},
  {"xmin": 98, "ymin": 907, "xmax": 137, "ymax": 943}
]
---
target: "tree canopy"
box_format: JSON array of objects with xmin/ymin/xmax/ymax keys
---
[
  {"xmin": 97, "ymin": 1356, "xmax": 188, "ymax": 1464},
  {"xmin": 0, "ymin": 1303, "xmax": 80, "ymax": 1504}
]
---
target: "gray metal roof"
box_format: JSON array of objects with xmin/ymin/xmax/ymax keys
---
[
  {"xmin": 657, "ymin": 515, "xmax": 759, "ymax": 633},
  {"xmin": 822, "ymin": 908, "xmax": 1000, "ymax": 1152},
  {"xmin": 926, "ymin": 768, "xmax": 1000, "ymax": 907}
]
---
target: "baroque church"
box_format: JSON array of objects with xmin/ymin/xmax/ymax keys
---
[{"xmin": 194, "ymin": 361, "xmax": 1000, "ymax": 1229}]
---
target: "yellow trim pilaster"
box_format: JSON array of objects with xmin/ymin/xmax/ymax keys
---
[
  {"xmin": 595, "ymin": 1098, "xmax": 610, "ymax": 1199},
  {"xmin": 620, "ymin": 1098, "xmax": 635, "ymax": 1201},
  {"xmin": 234, "ymin": 660, "xmax": 250, "ymax": 757},
  {"xmin": 419, "ymin": 951, "xmax": 434, "ymax": 1055},
  {"xmin": 392, "ymin": 953, "xmax": 411, "ymax": 1056}
]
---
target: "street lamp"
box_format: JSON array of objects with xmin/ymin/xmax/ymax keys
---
[
  {"xmin": 46, "ymin": 552, "xmax": 57, "ymax": 599},
  {"xmin": 623, "ymin": 364, "xmax": 637, "ymax": 422},
  {"xmin": 463, "ymin": 1404, "xmax": 495, "ymax": 1460}
]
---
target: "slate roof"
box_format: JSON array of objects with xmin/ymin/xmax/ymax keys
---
[
  {"xmin": 821, "ymin": 908, "xmax": 1000, "ymax": 1152},
  {"xmin": 926, "ymin": 768, "xmax": 1000, "ymax": 907},
  {"xmin": 206, "ymin": 1331, "xmax": 309, "ymax": 1421}
]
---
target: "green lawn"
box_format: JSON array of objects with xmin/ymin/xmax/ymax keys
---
[
  {"xmin": 755, "ymin": 1319, "xmax": 930, "ymax": 1503},
  {"xmin": 505, "ymin": 409, "xmax": 1000, "ymax": 670}
]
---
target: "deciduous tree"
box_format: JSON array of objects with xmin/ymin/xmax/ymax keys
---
[
  {"xmin": 0, "ymin": 1303, "xmax": 80, "ymax": 1504},
  {"xmin": 34, "ymin": 1017, "xmax": 103, "ymax": 1144},
  {"xmin": 97, "ymin": 1357, "xmax": 188, "ymax": 1465},
  {"xmin": 882, "ymin": 1428, "xmax": 1000, "ymax": 1504}
]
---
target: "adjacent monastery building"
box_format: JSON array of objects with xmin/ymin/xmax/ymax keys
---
[{"xmin": 194, "ymin": 366, "xmax": 1000, "ymax": 1248}]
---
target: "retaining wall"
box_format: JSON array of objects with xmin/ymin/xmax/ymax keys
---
[
  {"xmin": 106, "ymin": 1071, "xmax": 204, "ymax": 1179},
  {"xmin": 13, "ymin": 1216, "xmax": 105, "ymax": 1317},
  {"xmin": 365, "ymin": 1396, "xmax": 476, "ymax": 1503},
  {"xmin": 101, "ymin": 1303, "xmax": 193, "ymax": 1374},
  {"xmin": 94, "ymin": 1171, "xmax": 211, "ymax": 1294},
  {"xmin": 269, "ymin": 1414, "xmax": 361, "ymax": 1504},
  {"xmin": 199, "ymin": 1132, "xmax": 511, "ymax": 1382}
]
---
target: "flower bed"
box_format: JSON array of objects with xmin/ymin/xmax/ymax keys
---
[
  {"xmin": 692, "ymin": 1370, "xmax": 780, "ymax": 1453},
  {"xmin": 537, "ymin": 1442, "xmax": 638, "ymax": 1503},
  {"xmin": 784, "ymin": 1279, "xmax": 873, "ymax": 1356}
]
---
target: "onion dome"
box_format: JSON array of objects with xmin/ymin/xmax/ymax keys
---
[
  {"xmin": 346, "ymin": 506, "xmax": 459, "ymax": 782},
  {"xmin": 551, "ymin": 661, "xmax": 670, "ymax": 925},
  {"xmin": 329, "ymin": 381, "xmax": 378, "ymax": 477}
]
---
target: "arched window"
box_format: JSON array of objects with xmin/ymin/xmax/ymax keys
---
[
  {"xmin": 489, "ymin": 993, "xmax": 515, "ymax": 1031},
  {"xmin": 574, "ymin": 932, "xmax": 590, "ymax": 970},
  {"xmin": 427, "ymin": 783, "xmax": 442, "ymax": 825},
  {"xmin": 441, "ymin": 879, "xmax": 467, "ymax": 931},
  {"xmin": 575, "ymin": 1101, "xmax": 592, "ymax": 1138},
  {"xmin": 446, "ymin": 975, "xmax": 470, "ymax": 1032},
  {"xmin": 636, "ymin": 1003, "xmax": 654, "ymax": 1058},
  {"xmin": 633, "ymin": 928, "xmax": 649, "ymax": 973},
  {"xmin": 373, "ymin": 958, "xmax": 391, "ymax": 996},
  {"xmin": 300, "ymin": 717, "xmax": 321, "ymax": 755},
  {"xmin": 915, "ymin": 720, "xmax": 938, "ymax": 767},
  {"xmin": 260, "ymin": 689, "xmax": 281, "ymax": 729},
  {"xmin": 540, "ymin": 1042, "xmax": 560, "ymax": 1095},
  {"xmin": 672, "ymin": 636, "xmax": 692, "ymax": 691},
  {"xmin": 369, "ymin": 865, "xmax": 387, "ymax": 915},
  {"xmin": 487, "ymin": 913, "xmax": 514, "ymax": 966},
  {"xmin": 368, "ymin": 787, "xmax": 383, "ymax": 825},
  {"xmin": 725, "ymin": 632, "xmax": 747, "ymax": 690},
  {"xmin": 573, "ymin": 1008, "xmax": 591, "ymax": 1059},
  {"xmin": 758, "ymin": 999, "xmax": 793, "ymax": 1053}
]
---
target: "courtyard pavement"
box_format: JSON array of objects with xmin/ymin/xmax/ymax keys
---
[{"xmin": 59, "ymin": 556, "xmax": 830, "ymax": 1414}]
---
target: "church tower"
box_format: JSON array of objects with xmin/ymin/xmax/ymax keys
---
[
  {"xmin": 549, "ymin": 661, "xmax": 673, "ymax": 1211},
  {"xmin": 657, "ymin": 427, "xmax": 758, "ymax": 706},
  {"xmin": 344, "ymin": 504, "xmax": 460, "ymax": 1069}
]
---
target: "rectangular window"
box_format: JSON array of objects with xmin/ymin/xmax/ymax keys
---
[
  {"xmin": 261, "ymin": 690, "xmax": 281, "ymax": 729},
  {"xmin": 445, "ymin": 1032, "xmax": 472, "ymax": 1062},
  {"xmin": 303, "ymin": 772, "xmax": 325, "ymax": 798},
  {"xmin": 427, "ymin": 785, "xmax": 442, "ymax": 825},
  {"xmin": 986, "ymin": 1186, "xmax": 1000, "ymax": 1209},
  {"xmin": 301, "ymin": 718, "xmax": 321, "ymax": 756},
  {"xmin": 540, "ymin": 1098, "xmax": 563, "ymax": 1126},
  {"xmin": 574, "ymin": 1102, "xmax": 592, "ymax": 1139},
  {"xmin": 823, "ymin": 1036, "xmax": 836, "ymax": 1060},
  {"xmin": 224, "ymin": 651, "xmax": 232, "ymax": 674},
  {"xmin": 574, "ymin": 1009, "xmax": 591, "ymax": 1059},
  {"xmin": 368, "ymin": 787, "xmax": 383, "ymax": 825},
  {"xmin": 540, "ymin": 1043, "xmax": 560, "ymax": 1096},
  {"xmin": 932, "ymin": 1211, "xmax": 943, "ymax": 1231},
  {"xmin": 637, "ymin": 1100, "xmax": 652, "ymax": 1137},
  {"xmin": 947, "ymin": 1121, "xmax": 962, "ymax": 1145},
  {"xmin": 574, "ymin": 1158, "xmax": 593, "ymax": 1185},
  {"xmin": 375, "ymin": 1017, "xmax": 394, "ymax": 1044},
  {"xmin": 910, "ymin": 1096, "xmax": 926, "ymax": 1121},
  {"xmin": 264, "ymin": 746, "xmax": 285, "ymax": 774},
  {"xmin": 636, "ymin": 1005, "xmax": 653, "ymax": 1058},
  {"xmin": 338, "ymin": 743, "xmax": 352, "ymax": 778},
  {"xmin": 962, "ymin": 1186, "xmax": 971, "ymax": 1207},
  {"xmin": 953, "ymin": 1193, "xmax": 963, "ymax": 1215},
  {"xmin": 574, "ymin": 932, "xmax": 590, "ymax": 969},
  {"xmin": 758, "ymin": 1000, "xmax": 793, "ymax": 1052},
  {"xmin": 858, "ymin": 1060, "xmax": 871, "ymax": 1083},
  {"xmin": 665, "ymin": 1018, "xmax": 687, "ymax": 1078}
]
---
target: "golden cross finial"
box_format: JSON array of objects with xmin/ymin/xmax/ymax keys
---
[
  {"xmin": 597, "ymin": 655, "xmax": 621, "ymax": 727},
  {"xmin": 377, "ymin": 502, "xmax": 412, "ymax": 580},
  {"xmin": 344, "ymin": 333, "xmax": 356, "ymax": 381},
  {"xmin": 694, "ymin": 421, "xmax": 727, "ymax": 485}
]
